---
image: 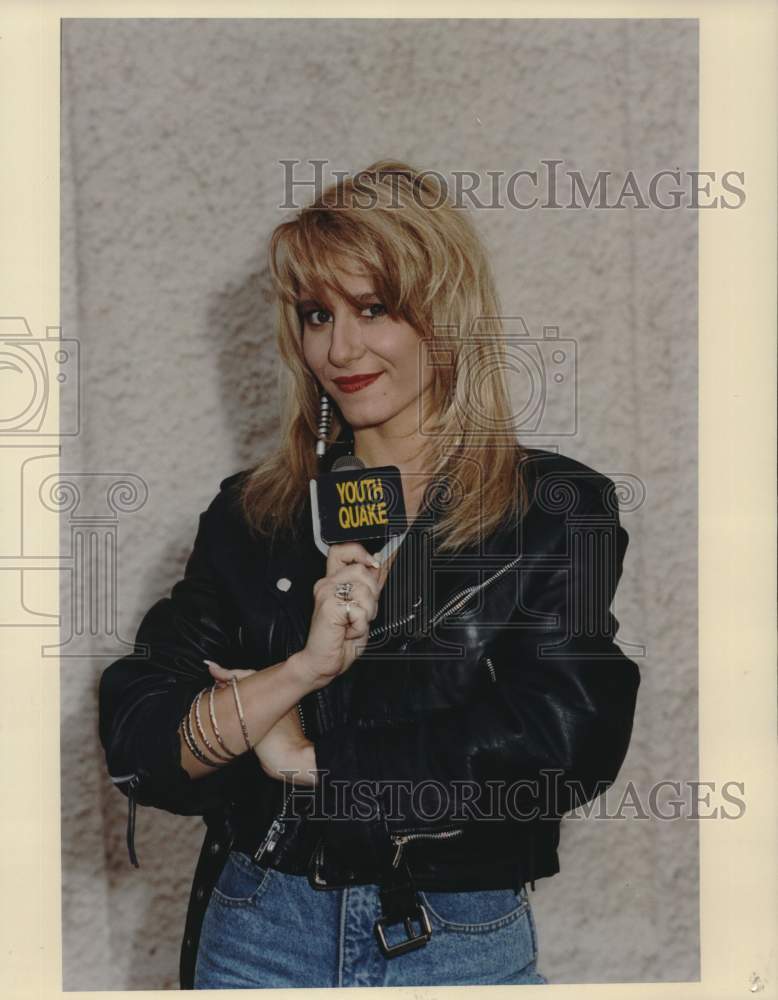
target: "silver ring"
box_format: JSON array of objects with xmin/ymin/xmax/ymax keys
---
[{"xmin": 335, "ymin": 582, "xmax": 354, "ymax": 601}]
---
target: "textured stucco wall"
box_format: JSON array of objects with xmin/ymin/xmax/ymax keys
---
[{"xmin": 61, "ymin": 18, "xmax": 698, "ymax": 990}]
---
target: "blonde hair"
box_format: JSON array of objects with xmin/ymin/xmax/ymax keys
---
[{"xmin": 239, "ymin": 158, "xmax": 529, "ymax": 553}]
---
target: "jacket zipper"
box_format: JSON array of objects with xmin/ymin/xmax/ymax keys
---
[
  {"xmin": 254, "ymin": 787, "xmax": 296, "ymax": 863},
  {"xmin": 484, "ymin": 656, "xmax": 497, "ymax": 682},
  {"xmin": 368, "ymin": 554, "xmax": 524, "ymax": 641},
  {"xmin": 368, "ymin": 604, "xmax": 420, "ymax": 641},
  {"xmin": 390, "ymin": 827, "xmax": 464, "ymax": 869},
  {"xmin": 309, "ymin": 827, "xmax": 464, "ymax": 885}
]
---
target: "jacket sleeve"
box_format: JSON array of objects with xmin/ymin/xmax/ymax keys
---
[
  {"xmin": 312, "ymin": 479, "xmax": 641, "ymax": 836},
  {"xmin": 98, "ymin": 477, "xmax": 250, "ymax": 824}
]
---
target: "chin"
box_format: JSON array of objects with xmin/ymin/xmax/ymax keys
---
[
  {"xmin": 347, "ymin": 413, "xmax": 394, "ymax": 430},
  {"xmin": 344, "ymin": 403, "xmax": 399, "ymax": 427}
]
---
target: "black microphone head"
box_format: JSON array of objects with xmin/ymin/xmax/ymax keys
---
[{"xmin": 314, "ymin": 459, "xmax": 407, "ymax": 548}]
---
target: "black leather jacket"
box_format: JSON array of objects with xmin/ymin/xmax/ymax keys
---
[{"xmin": 98, "ymin": 437, "xmax": 640, "ymax": 988}]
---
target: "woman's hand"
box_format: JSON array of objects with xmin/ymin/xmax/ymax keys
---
[
  {"xmin": 296, "ymin": 541, "xmax": 382, "ymax": 690},
  {"xmin": 207, "ymin": 661, "xmax": 316, "ymax": 785}
]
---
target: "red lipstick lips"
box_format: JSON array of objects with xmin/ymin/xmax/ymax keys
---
[{"xmin": 332, "ymin": 372, "xmax": 383, "ymax": 393}]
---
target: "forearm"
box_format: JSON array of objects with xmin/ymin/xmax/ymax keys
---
[{"xmin": 178, "ymin": 650, "xmax": 316, "ymax": 780}]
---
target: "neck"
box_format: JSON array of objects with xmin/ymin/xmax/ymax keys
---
[
  {"xmin": 354, "ymin": 430, "xmax": 429, "ymax": 520},
  {"xmin": 353, "ymin": 427, "xmax": 427, "ymax": 472},
  {"xmin": 351, "ymin": 386, "xmax": 441, "ymax": 467}
]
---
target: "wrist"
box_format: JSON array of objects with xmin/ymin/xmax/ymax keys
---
[{"xmin": 285, "ymin": 648, "xmax": 331, "ymax": 693}]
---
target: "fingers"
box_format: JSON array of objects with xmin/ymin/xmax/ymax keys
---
[
  {"xmin": 312, "ymin": 544, "xmax": 383, "ymax": 619},
  {"xmin": 321, "ymin": 575, "xmax": 379, "ymax": 625},
  {"xmin": 205, "ymin": 660, "xmax": 255, "ymax": 688},
  {"xmin": 341, "ymin": 588, "xmax": 378, "ymax": 634},
  {"xmin": 304, "ymin": 543, "xmax": 385, "ymax": 679},
  {"xmin": 312, "ymin": 576, "xmax": 375, "ymax": 613},
  {"xmin": 337, "ymin": 600, "xmax": 372, "ymax": 640},
  {"xmin": 326, "ymin": 541, "xmax": 381, "ymax": 578},
  {"xmin": 339, "ymin": 563, "xmax": 381, "ymax": 604}
]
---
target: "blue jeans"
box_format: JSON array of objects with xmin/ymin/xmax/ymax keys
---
[{"xmin": 194, "ymin": 850, "xmax": 549, "ymax": 988}]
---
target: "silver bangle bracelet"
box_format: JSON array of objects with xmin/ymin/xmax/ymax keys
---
[
  {"xmin": 180, "ymin": 698, "xmax": 222, "ymax": 769},
  {"xmin": 193, "ymin": 688, "xmax": 234, "ymax": 763},
  {"xmin": 208, "ymin": 684, "xmax": 239, "ymax": 759},
  {"xmin": 229, "ymin": 676, "xmax": 253, "ymax": 752}
]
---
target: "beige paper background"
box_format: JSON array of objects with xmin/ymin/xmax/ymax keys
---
[
  {"xmin": 0, "ymin": 1, "xmax": 775, "ymax": 998},
  {"xmin": 59, "ymin": 12, "xmax": 698, "ymax": 988}
]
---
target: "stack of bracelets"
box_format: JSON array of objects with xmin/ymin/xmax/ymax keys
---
[{"xmin": 178, "ymin": 676, "xmax": 252, "ymax": 768}]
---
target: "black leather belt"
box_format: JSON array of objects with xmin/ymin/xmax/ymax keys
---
[
  {"xmin": 373, "ymin": 856, "xmax": 432, "ymax": 959},
  {"xmin": 234, "ymin": 820, "xmax": 525, "ymax": 961}
]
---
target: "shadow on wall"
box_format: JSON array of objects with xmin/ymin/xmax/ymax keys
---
[
  {"xmin": 81, "ymin": 265, "xmax": 287, "ymax": 989},
  {"xmin": 73, "ymin": 540, "xmax": 203, "ymax": 989},
  {"xmin": 207, "ymin": 264, "xmax": 287, "ymax": 468}
]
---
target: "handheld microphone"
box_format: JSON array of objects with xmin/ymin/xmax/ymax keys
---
[{"xmin": 310, "ymin": 454, "xmax": 408, "ymax": 557}]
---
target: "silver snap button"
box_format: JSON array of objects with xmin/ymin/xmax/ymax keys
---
[{"xmin": 276, "ymin": 578, "xmax": 292, "ymax": 592}]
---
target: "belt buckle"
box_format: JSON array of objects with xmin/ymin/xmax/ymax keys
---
[{"xmin": 374, "ymin": 901, "xmax": 432, "ymax": 958}]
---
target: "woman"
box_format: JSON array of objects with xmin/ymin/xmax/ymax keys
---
[{"xmin": 98, "ymin": 160, "xmax": 640, "ymax": 989}]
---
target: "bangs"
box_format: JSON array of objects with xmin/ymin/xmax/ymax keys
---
[{"xmin": 270, "ymin": 210, "xmax": 409, "ymax": 322}]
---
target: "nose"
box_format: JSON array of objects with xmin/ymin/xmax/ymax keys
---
[{"xmin": 328, "ymin": 310, "xmax": 366, "ymax": 369}]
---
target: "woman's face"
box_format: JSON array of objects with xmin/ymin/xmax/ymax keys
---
[{"xmin": 298, "ymin": 264, "xmax": 435, "ymax": 434}]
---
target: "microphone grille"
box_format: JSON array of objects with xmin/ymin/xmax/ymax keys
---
[{"xmin": 331, "ymin": 455, "xmax": 366, "ymax": 472}]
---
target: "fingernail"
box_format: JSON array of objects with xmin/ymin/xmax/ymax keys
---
[
  {"xmin": 203, "ymin": 659, "xmax": 218, "ymax": 668},
  {"xmin": 371, "ymin": 559, "xmax": 381, "ymax": 568}
]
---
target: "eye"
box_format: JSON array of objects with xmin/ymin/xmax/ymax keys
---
[
  {"xmin": 301, "ymin": 307, "xmax": 332, "ymax": 328},
  {"xmin": 299, "ymin": 301, "xmax": 387, "ymax": 328},
  {"xmin": 361, "ymin": 302, "xmax": 387, "ymax": 319}
]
